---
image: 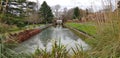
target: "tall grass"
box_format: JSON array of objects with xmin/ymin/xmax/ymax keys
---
[
  {"xmin": 34, "ymin": 41, "xmax": 70, "ymax": 58},
  {"xmin": 91, "ymin": 11, "xmax": 120, "ymax": 58},
  {"xmin": 0, "ymin": 35, "xmax": 34, "ymax": 58},
  {"xmin": 32, "ymin": 40, "xmax": 91, "ymax": 58},
  {"xmin": 64, "ymin": 0, "xmax": 120, "ymax": 58},
  {"xmin": 84, "ymin": 1, "xmax": 120, "ymax": 57}
]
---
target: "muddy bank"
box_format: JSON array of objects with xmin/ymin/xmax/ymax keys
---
[
  {"xmin": 5, "ymin": 29, "xmax": 41, "ymax": 43},
  {"xmin": 5, "ymin": 24, "xmax": 52, "ymax": 43}
]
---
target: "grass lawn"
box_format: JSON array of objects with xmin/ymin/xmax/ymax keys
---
[{"xmin": 66, "ymin": 22, "xmax": 96, "ymax": 36}]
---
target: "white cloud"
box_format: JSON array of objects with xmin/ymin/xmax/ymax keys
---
[{"xmin": 28, "ymin": 0, "xmax": 116, "ymax": 11}]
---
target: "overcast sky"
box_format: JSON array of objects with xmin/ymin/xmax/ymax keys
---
[{"xmin": 28, "ymin": 0, "xmax": 116, "ymax": 11}]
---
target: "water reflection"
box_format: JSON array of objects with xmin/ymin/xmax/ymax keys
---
[{"xmin": 14, "ymin": 26, "xmax": 89, "ymax": 53}]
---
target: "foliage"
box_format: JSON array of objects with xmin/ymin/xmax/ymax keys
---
[
  {"xmin": 0, "ymin": 0, "xmax": 37, "ymax": 28},
  {"xmin": 1, "ymin": 13, "xmax": 26, "ymax": 27},
  {"xmin": 39, "ymin": 1, "xmax": 54, "ymax": 23},
  {"xmin": 73, "ymin": 7, "xmax": 80, "ymax": 19}
]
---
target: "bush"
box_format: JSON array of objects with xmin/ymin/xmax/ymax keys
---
[{"xmin": 1, "ymin": 13, "xmax": 26, "ymax": 27}]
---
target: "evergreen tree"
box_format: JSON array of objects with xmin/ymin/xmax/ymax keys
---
[
  {"xmin": 86, "ymin": 9, "xmax": 89, "ymax": 15},
  {"xmin": 73, "ymin": 7, "xmax": 80, "ymax": 19},
  {"xmin": 39, "ymin": 1, "xmax": 54, "ymax": 23}
]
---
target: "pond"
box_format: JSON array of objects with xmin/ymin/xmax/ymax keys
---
[{"xmin": 14, "ymin": 25, "xmax": 89, "ymax": 54}]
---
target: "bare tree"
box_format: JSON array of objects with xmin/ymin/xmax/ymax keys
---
[
  {"xmin": 63, "ymin": 7, "xmax": 67, "ymax": 15},
  {"xmin": 52, "ymin": 5, "xmax": 61, "ymax": 18},
  {"xmin": 62, "ymin": 7, "xmax": 68, "ymax": 20},
  {"xmin": 67, "ymin": 8, "xmax": 74, "ymax": 19}
]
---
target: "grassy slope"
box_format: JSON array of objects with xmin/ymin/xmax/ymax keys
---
[{"xmin": 66, "ymin": 22, "xmax": 96, "ymax": 36}]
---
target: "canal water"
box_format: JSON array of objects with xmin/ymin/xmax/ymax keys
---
[{"xmin": 14, "ymin": 26, "xmax": 89, "ymax": 53}]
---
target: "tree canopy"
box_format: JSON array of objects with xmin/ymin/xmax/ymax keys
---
[
  {"xmin": 39, "ymin": 1, "xmax": 54, "ymax": 23},
  {"xmin": 73, "ymin": 7, "xmax": 80, "ymax": 19}
]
